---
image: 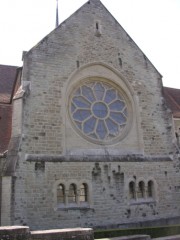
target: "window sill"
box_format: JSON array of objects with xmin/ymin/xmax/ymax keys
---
[
  {"xmin": 129, "ymin": 198, "xmax": 156, "ymax": 205},
  {"xmin": 55, "ymin": 206, "xmax": 93, "ymax": 211},
  {"xmin": 55, "ymin": 203, "xmax": 93, "ymax": 211}
]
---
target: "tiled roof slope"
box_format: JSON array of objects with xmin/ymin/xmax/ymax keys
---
[
  {"xmin": 163, "ymin": 87, "xmax": 180, "ymax": 118},
  {"xmin": 0, "ymin": 64, "xmax": 19, "ymax": 153},
  {"xmin": 0, "ymin": 64, "xmax": 18, "ymax": 103}
]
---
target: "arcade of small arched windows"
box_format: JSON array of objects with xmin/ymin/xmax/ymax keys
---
[
  {"xmin": 56, "ymin": 182, "xmax": 90, "ymax": 208},
  {"xmin": 128, "ymin": 179, "xmax": 157, "ymax": 204}
]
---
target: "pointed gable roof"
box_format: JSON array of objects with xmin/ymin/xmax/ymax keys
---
[{"xmin": 25, "ymin": 0, "xmax": 161, "ymax": 77}]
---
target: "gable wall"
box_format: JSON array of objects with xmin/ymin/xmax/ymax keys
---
[
  {"xmin": 20, "ymin": 0, "xmax": 173, "ymax": 156},
  {"xmin": 7, "ymin": 0, "xmax": 180, "ymax": 230}
]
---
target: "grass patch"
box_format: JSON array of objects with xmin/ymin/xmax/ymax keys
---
[{"xmin": 94, "ymin": 224, "xmax": 180, "ymax": 239}]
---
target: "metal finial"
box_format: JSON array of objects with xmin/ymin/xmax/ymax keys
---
[{"xmin": 56, "ymin": 0, "xmax": 59, "ymax": 28}]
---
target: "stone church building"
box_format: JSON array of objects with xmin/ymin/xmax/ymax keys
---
[{"xmin": 0, "ymin": 0, "xmax": 180, "ymax": 230}]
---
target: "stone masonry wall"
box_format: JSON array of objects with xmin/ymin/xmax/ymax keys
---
[
  {"xmin": 0, "ymin": 226, "xmax": 93, "ymax": 240},
  {"xmin": 20, "ymin": 0, "xmax": 173, "ymax": 156},
  {"xmin": 9, "ymin": 0, "xmax": 180, "ymax": 230},
  {"xmin": 0, "ymin": 226, "xmax": 30, "ymax": 240},
  {"xmin": 12, "ymin": 160, "xmax": 180, "ymax": 230}
]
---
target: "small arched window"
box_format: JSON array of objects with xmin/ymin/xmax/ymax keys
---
[
  {"xmin": 80, "ymin": 183, "xmax": 88, "ymax": 202},
  {"xmin": 129, "ymin": 181, "xmax": 135, "ymax": 200},
  {"xmin": 57, "ymin": 184, "xmax": 65, "ymax": 204},
  {"xmin": 147, "ymin": 180, "xmax": 154, "ymax": 198},
  {"xmin": 138, "ymin": 181, "xmax": 145, "ymax": 198},
  {"xmin": 68, "ymin": 184, "xmax": 77, "ymax": 203}
]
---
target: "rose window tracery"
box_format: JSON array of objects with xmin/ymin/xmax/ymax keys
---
[{"xmin": 70, "ymin": 80, "xmax": 128, "ymax": 144}]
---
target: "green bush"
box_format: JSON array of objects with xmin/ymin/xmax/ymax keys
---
[{"xmin": 94, "ymin": 225, "xmax": 180, "ymax": 239}]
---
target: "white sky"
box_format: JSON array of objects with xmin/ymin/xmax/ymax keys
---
[{"xmin": 0, "ymin": 0, "xmax": 180, "ymax": 88}]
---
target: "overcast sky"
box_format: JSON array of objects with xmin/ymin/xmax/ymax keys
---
[{"xmin": 0, "ymin": 0, "xmax": 179, "ymax": 88}]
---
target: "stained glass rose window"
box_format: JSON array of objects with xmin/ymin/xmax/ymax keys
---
[{"xmin": 70, "ymin": 80, "xmax": 129, "ymax": 144}]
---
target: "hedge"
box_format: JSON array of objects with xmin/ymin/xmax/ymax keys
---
[{"xmin": 94, "ymin": 225, "xmax": 180, "ymax": 239}]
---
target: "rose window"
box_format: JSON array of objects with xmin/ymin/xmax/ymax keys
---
[{"xmin": 70, "ymin": 80, "xmax": 128, "ymax": 143}]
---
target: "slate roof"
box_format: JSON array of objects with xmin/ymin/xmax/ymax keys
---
[
  {"xmin": 163, "ymin": 87, "xmax": 180, "ymax": 118},
  {"xmin": 0, "ymin": 64, "xmax": 18, "ymax": 103}
]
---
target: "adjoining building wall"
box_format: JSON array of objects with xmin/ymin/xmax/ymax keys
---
[
  {"xmin": 174, "ymin": 119, "xmax": 180, "ymax": 139},
  {"xmin": 1, "ymin": 177, "xmax": 12, "ymax": 226},
  {"xmin": 0, "ymin": 105, "xmax": 12, "ymax": 154}
]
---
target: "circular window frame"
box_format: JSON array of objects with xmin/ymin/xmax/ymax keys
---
[{"xmin": 68, "ymin": 77, "xmax": 133, "ymax": 145}]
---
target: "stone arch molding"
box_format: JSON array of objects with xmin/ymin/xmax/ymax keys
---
[
  {"xmin": 65, "ymin": 62, "xmax": 135, "ymax": 102},
  {"xmin": 62, "ymin": 62, "xmax": 144, "ymax": 154}
]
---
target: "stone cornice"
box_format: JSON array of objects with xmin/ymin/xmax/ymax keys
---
[{"xmin": 25, "ymin": 154, "xmax": 172, "ymax": 162}]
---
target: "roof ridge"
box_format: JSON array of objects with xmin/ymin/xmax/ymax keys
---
[{"xmin": 89, "ymin": 0, "xmax": 100, "ymax": 2}]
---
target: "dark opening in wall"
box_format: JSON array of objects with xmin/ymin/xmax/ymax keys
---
[
  {"xmin": 95, "ymin": 21, "xmax": 101, "ymax": 37},
  {"xmin": 96, "ymin": 22, "xmax": 99, "ymax": 30},
  {"xmin": 35, "ymin": 162, "xmax": 45, "ymax": 172}
]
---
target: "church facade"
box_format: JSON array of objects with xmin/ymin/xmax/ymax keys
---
[{"xmin": 1, "ymin": 0, "xmax": 180, "ymax": 230}]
